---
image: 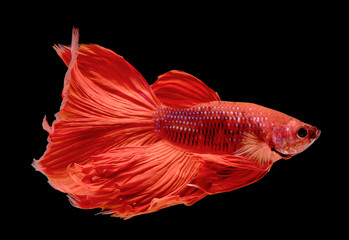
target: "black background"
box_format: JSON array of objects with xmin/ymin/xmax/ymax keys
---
[{"xmin": 13, "ymin": 4, "xmax": 342, "ymax": 239}]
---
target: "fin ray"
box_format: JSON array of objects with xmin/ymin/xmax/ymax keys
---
[
  {"xmin": 34, "ymin": 28, "xmax": 161, "ymax": 193},
  {"xmin": 235, "ymin": 133, "xmax": 279, "ymax": 165},
  {"xmin": 192, "ymin": 153, "xmax": 271, "ymax": 194},
  {"xmin": 66, "ymin": 141, "xmax": 206, "ymax": 219},
  {"xmin": 151, "ymin": 70, "xmax": 220, "ymax": 108}
]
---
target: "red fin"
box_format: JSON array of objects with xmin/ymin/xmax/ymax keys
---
[
  {"xmin": 195, "ymin": 152, "xmax": 272, "ymax": 171},
  {"xmin": 33, "ymin": 28, "xmax": 161, "ymax": 193},
  {"xmin": 52, "ymin": 31, "xmax": 160, "ymax": 121},
  {"xmin": 65, "ymin": 141, "xmax": 206, "ymax": 219},
  {"xmin": 192, "ymin": 162, "xmax": 269, "ymax": 195},
  {"xmin": 235, "ymin": 133, "xmax": 280, "ymax": 165},
  {"xmin": 151, "ymin": 70, "xmax": 221, "ymax": 108},
  {"xmin": 191, "ymin": 153, "xmax": 271, "ymax": 194}
]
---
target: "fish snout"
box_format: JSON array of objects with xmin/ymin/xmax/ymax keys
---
[{"xmin": 309, "ymin": 127, "xmax": 321, "ymax": 139}]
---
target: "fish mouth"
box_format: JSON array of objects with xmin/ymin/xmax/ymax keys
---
[
  {"xmin": 312, "ymin": 129, "xmax": 321, "ymax": 139},
  {"xmin": 271, "ymin": 148, "xmax": 293, "ymax": 159},
  {"xmin": 309, "ymin": 127, "xmax": 321, "ymax": 140}
]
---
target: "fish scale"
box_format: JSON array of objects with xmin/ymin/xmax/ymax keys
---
[{"xmin": 155, "ymin": 101, "xmax": 271, "ymax": 154}]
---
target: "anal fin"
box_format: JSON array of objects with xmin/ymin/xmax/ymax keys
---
[
  {"xmin": 191, "ymin": 152, "xmax": 272, "ymax": 194},
  {"xmin": 66, "ymin": 141, "xmax": 206, "ymax": 219}
]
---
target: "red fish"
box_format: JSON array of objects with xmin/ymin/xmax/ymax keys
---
[{"xmin": 34, "ymin": 29, "xmax": 320, "ymax": 219}]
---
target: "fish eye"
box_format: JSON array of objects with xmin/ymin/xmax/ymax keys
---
[{"xmin": 297, "ymin": 127, "xmax": 308, "ymax": 138}]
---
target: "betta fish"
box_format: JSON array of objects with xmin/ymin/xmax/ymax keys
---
[{"xmin": 33, "ymin": 28, "xmax": 320, "ymax": 219}]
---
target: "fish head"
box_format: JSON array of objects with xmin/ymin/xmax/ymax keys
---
[{"xmin": 270, "ymin": 118, "xmax": 321, "ymax": 159}]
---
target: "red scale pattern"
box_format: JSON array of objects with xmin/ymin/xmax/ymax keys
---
[{"xmin": 155, "ymin": 102, "xmax": 268, "ymax": 154}]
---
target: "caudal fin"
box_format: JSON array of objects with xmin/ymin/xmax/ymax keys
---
[{"xmin": 33, "ymin": 29, "xmax": 161, "ymax": 193}]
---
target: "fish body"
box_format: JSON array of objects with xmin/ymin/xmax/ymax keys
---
[
  {"xmin": 156, "ymin": 102, "xmax": 284, "ymax": 157},
  {"xmin": 34, "ymin": 29, "xmax": 320, "ymax": 219},
  {"xmin": 155, "ymin": 101, "xmax": 319, "ymax": 164}
]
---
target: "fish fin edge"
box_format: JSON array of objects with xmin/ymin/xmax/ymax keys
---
[
  {"xmin": 192, "ymin": 153, "xmax": 271, "ymax": 194},
  {"xmin": 235, "ymin": 132, "xmax": 280, "ymax": 166},
  {"xmin": 66, "ymin": 141, "xmax": 207, "ymax": 219},
  {"xmin": 35, "ymin": 28, "xmax": 161, "ymax": 193},
  {"xmin": 151, "ymin": 70, "xmax": 221, "ymax": 108}
]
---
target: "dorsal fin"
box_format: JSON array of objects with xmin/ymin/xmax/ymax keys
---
[{"xmin": 151, "ymin": 70, "xmax": 221, "ymax": 108}]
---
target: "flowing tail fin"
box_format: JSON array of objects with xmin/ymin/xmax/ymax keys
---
[{"xmin": 33, "ymin": 29, "xmax": 161, "ymax": 193}]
